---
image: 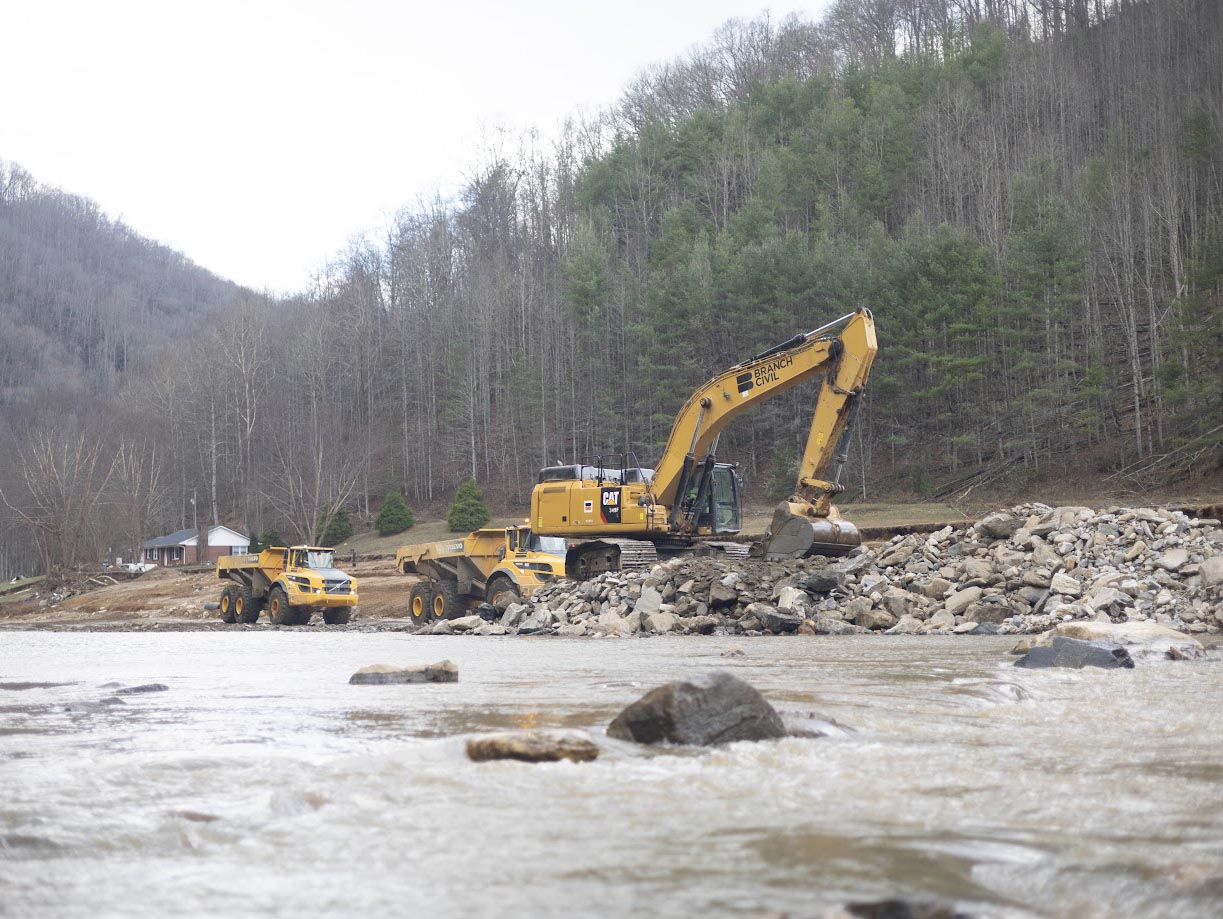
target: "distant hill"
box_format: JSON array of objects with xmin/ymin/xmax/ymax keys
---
[{"xmin": 0, "ymin": 160, "xmax": 243, "ymax": 413}]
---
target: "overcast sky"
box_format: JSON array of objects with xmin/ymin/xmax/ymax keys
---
[{"xmin": 2, "ymin": 0, "xmax": 831, "ymax": 294}]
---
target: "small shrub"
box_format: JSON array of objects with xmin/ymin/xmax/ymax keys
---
[
  {"xmin": 447, "ymin": 479, "xmax": 491, "ymax": 532},
  {"xmin": 375, "ymin": 490, "xmax": 415, "ymax": 536}
]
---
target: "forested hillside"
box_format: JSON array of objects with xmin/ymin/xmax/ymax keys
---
[
  {"xmin": 2, "ymin": 0, "xmax": 1221, "ymax": 578},
  {"xmin": 0, "ymin": 163, "xmax": 243, "ymax": 575}
]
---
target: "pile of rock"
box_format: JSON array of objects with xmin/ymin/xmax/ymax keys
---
[{"xmin": 413, "ymin": 504, "xmax": 1223, "ymax": 638}]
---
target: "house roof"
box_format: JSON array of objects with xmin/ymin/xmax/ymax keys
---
[
  {"xmin": 143, "ymin": 525, "xmax": 250, "ymax": 549},
  {"xmin": 144, "ymin": 529, "xmax": 197, "ymax": 549}
]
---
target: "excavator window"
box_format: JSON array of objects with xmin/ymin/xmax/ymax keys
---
[{"xmin": 710, "ymin": 466, "xmax": 741, "ymax": 533}]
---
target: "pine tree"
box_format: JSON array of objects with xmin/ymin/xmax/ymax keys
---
[
  {"xmin": 375, "ymin": 490, "xmax": 415, "ymax": 536},
  {"xmin": 447, "ymin": 480, "xmax": 491, "ymax": 532},
  {"xmin": 251, "ymin": 529, "xmax": 284, "ymax": 552},
  {"xmin": 319, "ymin": 508, "xmax": 353, "ymax": 546}
]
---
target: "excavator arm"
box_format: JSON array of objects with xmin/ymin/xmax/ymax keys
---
[{"xmin": 651, "ymin": 308, "xmax": 877, "ymax": 553}]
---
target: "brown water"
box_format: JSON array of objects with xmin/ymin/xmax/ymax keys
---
[{"xmin": 1, "ymin": 632, "xmax": 1221, "ymax": 918}]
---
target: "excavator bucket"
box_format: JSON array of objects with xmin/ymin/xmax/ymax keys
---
[{"xmin": 757, "ymin": 501, "xmax": 861, "ymax": 560}]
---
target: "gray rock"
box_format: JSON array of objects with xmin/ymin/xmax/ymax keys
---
[
  {"xmin": 919, "ymin": 577, "xmax": 953, "ymax": 600},
  {"xmin": 686, "ymin": 615, "xmax": 720, "ymax": 635},
  {"xmin": 961, "ymin": 559, "xmax": 994, "ymax": 581},
  {"xmin": 1014, "ymin": 636, "xmax": 1134, "ymax": 670},
  {"xmin": 644, "ymin": 611, "xmax": 678, "ymax": 633},
  {"xmin": 635, "ymin": 586, "xmax": 663, "ymax": 616},
  {"xmin": 776, "ymin": 585, "xmax": 811, "ymax": 613},
  {"xmin": 1049, "ymin": 571, "xmax": 1082, "ymax": 597},
  {"xmin": 963, "ymin": 600, "xmax": 1009, "ymax": 624},
  {"xmin": 977, "ymin": 511, "xmax": 1023, "ymax": 540},
  {"xmin": 923, "ymin": 609, "xmax": 956, "ymax": 632},
  {"xmin": 814, "ymin": 618, "xmax": 870, "ymax": 635},
  {"xmin": 1156, "ymin": 548, "xmax": 1190, "ymax": 572},
  {"xmin": 855, "ymin": 607, "xmax": 897, "ymax": 630},
  {"xmin": 606, "ymin": 672, "xmax": 787, "ymax": 746},
  {"xmin": 448, "ymin": 614, "xmax": 485, "ymax": 632},
  {"xmin": 113, "ymin": 683, "xmax": 169, "ymax": 695},
  {"xmin": 836, "ymin": 897, "xmax": 974, "ymax": 919},
  {"xmin": 500, "ymin": 602, "xmax": 530, "ymax": 628},
  {"xmin": 944, "ymin": 586, "xmax": 982, "ymax": 617},
  {"xmin": 886, "ymin": 614, "xmax": 923, "ymax": 635},
  {"xmin": 801, "ymin": 568, "xmax": 845, "ymax": 593},
  {"xmin": 349, "ymin": 660, "xmax": 458, "ymax": 684},
  {"xmin": 754, "ymin": 604, "xmax": 802, "ymax": 633},
  {"xmin": 1199, "ymin": 556, "xmax": 1223, "ymax": 589},
  {"xmin": 466, "ymin": 730, "xmax": 599, "ymax": 763},
  {"xmin": 881, "ymin": 586, "xmax": 920, "ymax": 619},
  {"xmin": 707, "ymin": 584, "xmax": 739, "ymax": 607}
]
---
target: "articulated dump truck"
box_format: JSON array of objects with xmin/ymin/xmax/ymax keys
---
[
  {"xmin": 216, "ymin": 546, "xmax": 358, "ymax": 625},
  {"xmin": 395, "ymin": 526, "xmax": 566, "ymax": 627}
]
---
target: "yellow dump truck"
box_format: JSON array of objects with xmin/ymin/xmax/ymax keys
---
[
  {"xmin": 395, "ymin": 526, "xmax": 565, "ymax": 626},
  {"xmin": 216, "ymin": 546, "xmax": 358, "ymax": 626}
]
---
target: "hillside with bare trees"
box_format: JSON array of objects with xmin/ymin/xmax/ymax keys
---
[{"xmin": 2, "ymin": 0, "xmax": 1221, "ymax": 579}]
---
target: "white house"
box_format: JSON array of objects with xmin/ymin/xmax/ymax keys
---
[{"xmin": 143, "ymin": 525, "xmax": 250, "ymax": 566}]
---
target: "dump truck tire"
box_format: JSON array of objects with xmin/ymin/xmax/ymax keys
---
[
  {"xmin": 485, "ymin": 575, "xmax": 519, "ymax": 608},
  {"xmin": 433, "ymin": 579, "xmax": 462, "ymax": 620},
  {"xmin": 268, "ymin": 587, "xmax": 294, "ymax": 625},
  {"xmin": 235, "ymin": 586, "xmax": 259, "ymax": 624},
  {"xmin": 219, "ymin": 586, "xmax": 238, "ymax": 623},
  {"xmin": 409, "ymin": 582, "xmax": 434, "ymax": 625},
  {"xmin": 293, "ymin": 606, "xmax": 313, "ymax": 626},
  {"xmin": 323, "ymin": 607, "xmax": 351, "ymax": 625}
]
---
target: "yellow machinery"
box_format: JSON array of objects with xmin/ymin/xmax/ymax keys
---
[
  {"xmin": 216, "ymin": 546, "xmax": 358, "ymax": 625},
  {"xmin": 531, "ymin": 308, "xmax": 878, "ymax": 576},
  {"xmin": 396, "ymin": 525, "xmax": 566, "ymax": 626}
]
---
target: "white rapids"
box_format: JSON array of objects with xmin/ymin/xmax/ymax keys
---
[{"xmin": 2, "ymin": 632, "xmax": 1222, "ymax": 919}]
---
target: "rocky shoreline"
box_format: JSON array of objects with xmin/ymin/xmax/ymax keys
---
[{"xmin": 417, "ymin": 504, "xmax": 1223, "ymax": 638}]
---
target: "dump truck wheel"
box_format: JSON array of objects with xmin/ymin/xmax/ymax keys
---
[
  {"xmin": 235, "ymin": 586, "xmax": 259, "ymax": 624},
  {"xmin": 293, "ymin": 606, "xmax": 314, "ymax": 626},
  {"xmin": 323, "ymin": 608, "xmax": 351, "ymax": 625},
  {"xmin": 433, "ymin": 579, "xmax": 463, "ymax": 620},
  {"xmin": 485, "ymin": 575, "xmax": 519, "ymax": 608},
  {"xmin": 409, "ymin": 582, "xmax": 435, "ymax": 625},
  {"xmin": 219, "ymin": 586, "xmax": 238, "ymax": 623},
  {"xmin": 268, "ymin": 587, "xmax": 294, "ymax": 625}
]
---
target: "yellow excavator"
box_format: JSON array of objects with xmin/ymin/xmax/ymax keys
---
[{"xmin": 531, "ymin": 308, "xmax": 878, "ymax": 577}]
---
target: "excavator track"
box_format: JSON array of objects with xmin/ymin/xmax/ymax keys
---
[{"xmin": 566, "ymin": 538, "xmax": 660, "ymax": 579}]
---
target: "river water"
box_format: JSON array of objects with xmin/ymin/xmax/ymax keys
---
[{"xmin": 2, "ymin": 632, "xmax": 1222, "ymax": 919}]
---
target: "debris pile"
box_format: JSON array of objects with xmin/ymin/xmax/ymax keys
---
[{"xmin": 414, "ymin": 504, "xmax": 1223, "ymax": 637}]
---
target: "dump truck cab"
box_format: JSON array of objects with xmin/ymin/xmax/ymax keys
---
[
  {"xmin": 396, "ymin": 525, "xmax": 566, "ymax": 626},
  {"xmin": 216, "ymin": 545, "xmax": 358, "ymax": 626}
]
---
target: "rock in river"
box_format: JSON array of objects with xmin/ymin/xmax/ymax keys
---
[
  {"xmin": 349, "ymin": 660, "xmax": 459, "ymax": 684},
  {"xmin": 466, "ymin": 730, "xmax": 600, "ymax": 763},
  {"xmin": 1014, "ymin": 635, "xmax": 1135, "ymax": 670},
  {"xmin": 606, "ymin": 672, "xmax": 787, "ymax": 746}
]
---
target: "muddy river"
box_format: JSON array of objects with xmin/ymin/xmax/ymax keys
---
[{"xmin": 2, "ymin": 633, "xmax": 1221, "ymax": 918}]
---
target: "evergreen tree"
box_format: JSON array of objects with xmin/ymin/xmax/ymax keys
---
[
  {"xmin": 318, "ymin": 507, "xmax": 353, "ymax": 546},
  {"xmin": 251, "ymin": 529, "xmax": 284, "ymax": 552},
  {"xmin": 447, "ymin": 480, "xmax": 491, "ymax": 532},
  {"xmin": 375, "ymin": 490, "xmax": 415, "ymax": 536}
]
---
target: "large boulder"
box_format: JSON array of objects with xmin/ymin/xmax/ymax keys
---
[
  {"xmin": 448, "ymin": 614, "xmax": 485, "ymax": 632},
  {"xmin": 944, "ymin": 586, "xmax": 982, "ymax": 617},
  {"xmin": 1014, "ymin": 636, "xmax": 1134, "ymax": 670},
  {"xmin": 466, "ymin": 730, "xmax": 600, "ymax": 763},
  {"xmin": 753, "ymin": 604, "xmax": 802, "ymax": 634},
  {"xmin": 814, "ymin": 618, "xmax": 870, "ymax": 635},
  {"xmin": 1039, "ymin": 620, "xmax": 1206, "ymax": 661},
  {"xmin": 976, "ymin": 511, "xmax": 1023, "ymax": 540},
  {"xmin": 855, "ymin": 606, "xmax": 897, "ymax": 631},
  {"xmin": 1198, "ymin": 555, "xmax": 1223, "ymax": 589},
  {"xmin": 801, "ymin": 567, "xmax": 845, "ymax": 593},
  {"xmin": 634, "ymin": 585, "xmax": 663, "ymax": 616},
  {"xmin": 644, "ymin": 611, "xmax": 678, "ymax": 634},
  {"xmin": 349, "ymin": 660, "xmax": 458, "ymax": 684},
  {"xmin": 606, "ymin": 672, "xmax": 787, "ymax": 746},
  {"xmin": 500, "ymin": 602, "xmax": 530, "ymax": 628}
]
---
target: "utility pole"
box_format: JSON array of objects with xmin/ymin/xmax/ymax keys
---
[{"xmin": 191, "ymin": 490, "xmax": 201, "ymax": 566}]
